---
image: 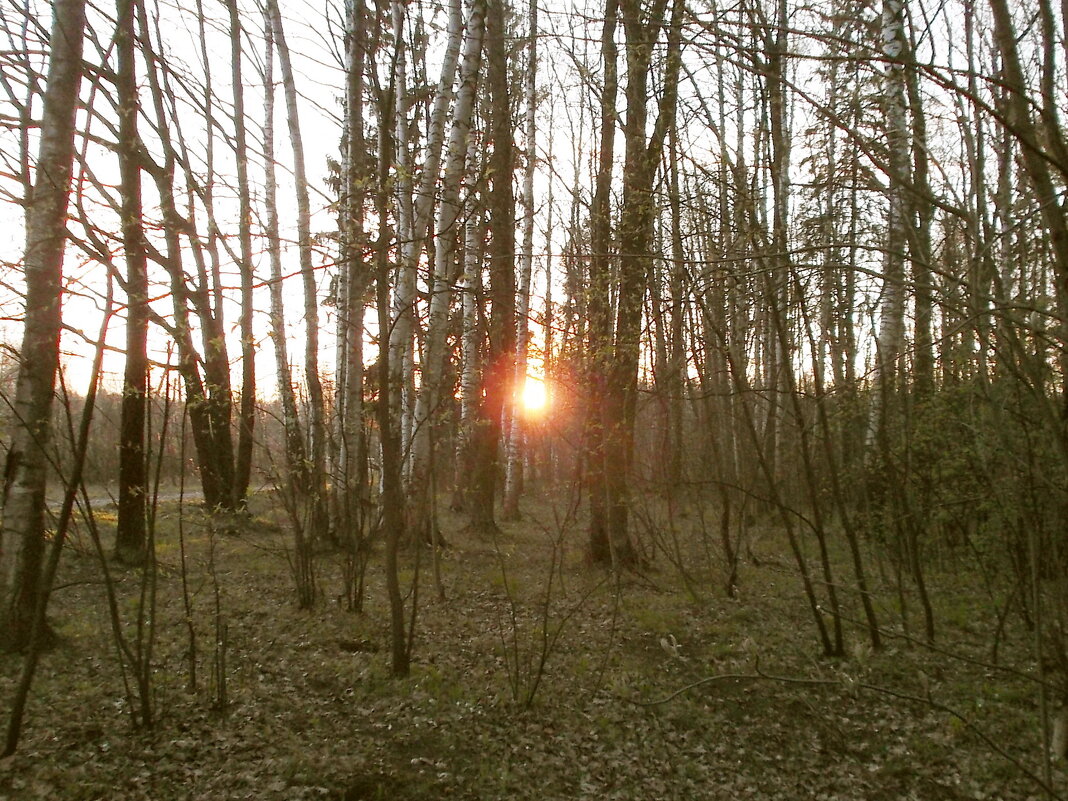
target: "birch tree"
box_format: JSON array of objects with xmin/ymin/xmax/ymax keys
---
[
  {"xmin": 502, "ymin": 0, "xmax": 538, "ymax": 519},
  {"xmin": 409, "ymin": 0, "xmax": 486, "ymax": 538},
  {"xmin": 139, "ymin": 6, "xmax": 236, "ymax": 513},
  {"xmin": 390, "ymin": 0, "xmax": 465, "ymax": 479},
  {"xmin": 454, "ymin": 144, "xmax": 486, "ymax": 510},
  {"xmin": 387, "ymin": 0, "xmax": 417, "ymax": 471},
  {"xmin": 334, "ymin": 0, "xmax": 372, "ymax": 609},
  {"xmin": 267, "ymin": 0, "xmax": 329, "ymax": 541},
  {"xmin": 0, "ymin": 0, "xmax": 87, "ymax": 652},
  {"xmin": 872, "ymin": 0, "xmax": 909, "ymax": 425},
  {"xmin": 227, "ymin": 0, "xmax": 256, "ymax": 505},
  {"xmin": 262, "ymin": 3, "xmax": 314, "ymax": 605}
]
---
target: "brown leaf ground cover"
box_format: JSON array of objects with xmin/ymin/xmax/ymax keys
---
[{"xmin": 0, "ymin": 494, "xmax": 1058, "ymax": 800}]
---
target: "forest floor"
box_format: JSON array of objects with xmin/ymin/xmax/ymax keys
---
[{"xmin": 0, "ymin": 489, "xmax": 1059, "ymax": 800}]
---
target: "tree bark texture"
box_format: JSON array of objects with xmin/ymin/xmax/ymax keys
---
[
  {"xmin": 0, "ymin": 0, "xmax": 88, "ymax": 652},
  {"xmin": 114, "ymin": 0, "xmax": 150, "ymax": 566}
]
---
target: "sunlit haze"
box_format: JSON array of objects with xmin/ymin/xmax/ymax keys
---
[{"xmin": 520, "ymin": 375, "xmax": 547, "ymax": 414}]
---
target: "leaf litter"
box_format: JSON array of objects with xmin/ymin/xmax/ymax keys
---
[{"xmin": 0, "ymin": 497, "xmax": 1058, "ymax": 800}]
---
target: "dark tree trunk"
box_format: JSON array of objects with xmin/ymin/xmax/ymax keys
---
[
  {"xmin": 586, "ymin": 0, "xmax": 619, "ymax": 564},
  {"xmin": 373, "ymin": 58, "xmax": 409, "ymax": 676},
  {"xmin": 138, "ymin": 2, "xmax": 236, "ymax": 513},
  {"xmin": 227, "ymin": 0, "xmax": 256, "ymax": 506},
  {"xmin": 988, "ymin": 0, "xmax": 1068, "ymax": 410},
  {"xmin": 467, "ymin": 0, "xmax": 516, "ymax": 534},
  {"xmin": 114, "ymin": 0, "xmax": 149, "ymax": 566},
  {"xmin": 334, "ymin": 0, "xmax": 371, "ymax": 553},
  {"xmin": 596, "ymin": 0, "xmax": 682, "ymax": 568}
]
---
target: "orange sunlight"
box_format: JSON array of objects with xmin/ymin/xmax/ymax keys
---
[{"xmin": 520, "ymin": 376, "xmax": 548, "ymax": 415}]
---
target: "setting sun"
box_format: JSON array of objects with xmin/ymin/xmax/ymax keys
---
[{"xmin": 520, "ymin": 376, "xmax": 548, "ymax": 414}]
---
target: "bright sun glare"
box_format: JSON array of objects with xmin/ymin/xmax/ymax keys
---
[{"xmin": 521, "ymin": 376, "xmax": 548, "ymax": 414}]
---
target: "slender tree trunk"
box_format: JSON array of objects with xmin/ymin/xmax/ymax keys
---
[
  {"xmin": 467, "ymin": 0, "xmax": 516, "ymax": 534},
  {"xmin": 598, "ymin": 0, "xmax": 682, "ymax": 565},
  {"xmin": 649, "ymin": 236, "xmax": 671, "ymax": 487},
  {"xmin": 502, "ymin": 0, "xmax": 538, "ymax": 519},
  {"xmin": 960, "ymin": 0, "xmax": 996, "ymax": 381},
  {"xmin": 454, "ymin": 157, "xmax": 486, "ymax": 511},
  {"xmin": 391, "ymin": 0, "xmax": 465, "ymax": 483},
  {"xmin": 664, "ymin": 126, "xmax": 686, "ymax": 488},
  {"xmin": 0, "ymin": 0, "xmax": 87, "ymax": 652},
  {"xmin": 758, "ymin": 0, "xmax": 790, "ymax": 495},
  {"xmin": 586, "ymin": 0, "xmax": 620, "ymax": 563},
  {"xmin": 410, "ymin": 0, "xmax": 486, "ymax": 534},
  {"xmin": 373, "ymin": 58, "xmax": 409, "ymax": 676},
  {"xmin": 872, "ymin": 0, "xmax": 909, "ymax": 433},
  {"xmin": 114, "ymin": 0, "xmax": 149, "ymax": 566},
  {"xmin": 262, "ymin": 3, "xmax": 307, "ymax": 490},
  {"xmin": 334, "ymin": 0, "xmax": 371, "ymax": 558},
  {"xmin": 389, "ymin": 0, "xmax": 416, "ymax": 479},
  {"xmin": 267, "ymin": 0, "xmax": 329, "ymax": 540},
  {"xmin": 227, "ymin": 0, "xmax": 256, "ymax": 506},
  {"xmin": 139, "ymin": 5, "xmax": 235, "ymax": 512},
  {"xmin": 187, "ymin": 1, "xmax": 237, "ymax": 510},
  {"xmin": 541, "ymin": 120, "xmax": 556, "ymax": 484}
]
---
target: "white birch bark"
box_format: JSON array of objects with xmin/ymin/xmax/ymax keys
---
[
  {"xmin": 412, "ymin": 0, "xmax": 465, "ymax": 236},
  {"xmin": 262, "ymin": 4, "xmax": 306, "ymax": 481},
  {"xmin": 410, "ymin": 0, "xmax": 486, "ymax": 494},
  {"xmin": 335, "ymin": 0, "xmax": 369, "ymax": 523},
  {"xmin": 455, "ymin": 144, "xmax": 486, "ymax": 505},
  {"xmin": 502, "ymin": 0, "xmax": 538, "ymax": 518},
  {"xmin": 875, "ymin": 0, "xmax": 909, "ymax": 400},
  {"xmin": 225, "ymin": 0, "xmax": 256, "ymax": 504},
  {"xmin": 266, "ymin": 0, "xmax": 328, "ymax": 536},
  {"xmin": 541, "ymin": 119, "xmax": 555, "ymax": 482},
  {"xmin": 0, "ymin": 0, "xmax": 87, "ymax": 651},
  {"xmin": 389, "ymin": 0, "xmax": 417, "ymax": 478},
  {"xmin": 390, "ymin": 0, "xmax": 466, "ymax": 479}
]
